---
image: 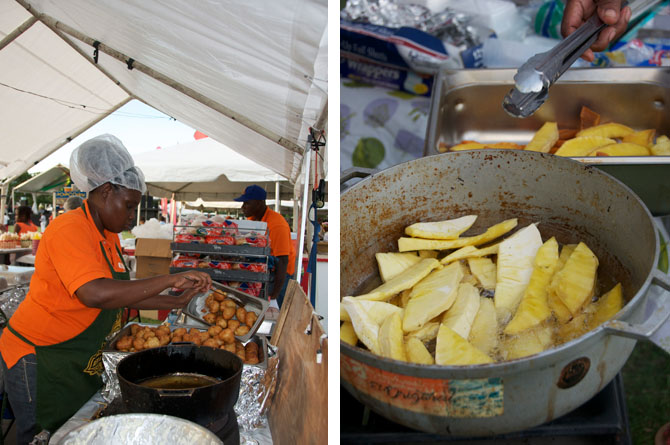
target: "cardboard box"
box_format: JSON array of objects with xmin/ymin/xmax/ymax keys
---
[{"xmin": 135, "ymin": 238, "xmax": 172, "ymax": 279}]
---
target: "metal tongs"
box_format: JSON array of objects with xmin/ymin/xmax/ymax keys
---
[
  {"xmin": 503, "ymin": 12, "xmax": 608, "ymax": 118},
  {"xmin": 503, "ymin": 0, "xmax": 658, "ymax": 118}
]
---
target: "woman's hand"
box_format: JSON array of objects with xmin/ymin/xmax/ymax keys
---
[
  {"xmin": 562, "ymin": 0, "xmax": 631, "ymax": 62},
  {"xmin": 171, "ymin": 271, "xmax": 212, "ymax": 293}
]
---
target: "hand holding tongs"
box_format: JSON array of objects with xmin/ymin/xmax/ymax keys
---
[{"xmin": 503, "ymin": 0, "xmax": 657, "ymax": 118}]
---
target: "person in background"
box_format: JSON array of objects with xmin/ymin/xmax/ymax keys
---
[
  {"xmin": 158, "ymin": 214, "xmax": 166, "ymax": 225},
  {"xmin": 234, "ymin": 185, "xmax": 296, "ymax": 308},
  {"xmin": 14, "ymin": 206, "xmax": 39, "ymax": 234},
  {"xmin": 63, "ymin": 196, "xmax": 84, "ymax": 212},
  {"xmin": 139, "ymin": 217, "xmax": 146, "ymax": 225},
  {"xmin": 562, "ymin": 0, "xmax": 631, "ymax": 62},
  {"xmin": 0, "ymin": 134, "xmax": 211, "ymax": 444}
]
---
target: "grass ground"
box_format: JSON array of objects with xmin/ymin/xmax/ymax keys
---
[{"xmin": 622, "ymin": 340, "xmax": 670, "ymax": 444}]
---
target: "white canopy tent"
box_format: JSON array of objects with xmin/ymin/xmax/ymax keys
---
[
  {"xmin": 0, "ymin": 0, "xmax": 327, "ymax": 183},
  {"xmin": 0, "ymin": 0, "xmax": 328, "ymax": 279},
  {"xmin": 133, "ymin": 137, "xmax": 292, "ymax": 202}
]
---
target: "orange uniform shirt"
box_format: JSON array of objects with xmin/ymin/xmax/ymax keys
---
[
  {"xmin": 16, "ymin": 221, "xmax": 38, "ymax": 233},
  {"xmin": 0, "ymin": 200, "xmax": 126, "ymax": 369},
  {"xmin": 252, "ymin": 207, "xmax": 296, "ymax": 275}
]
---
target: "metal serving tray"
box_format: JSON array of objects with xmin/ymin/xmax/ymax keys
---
[
  {"xmin": 425, "ymin": 67, "xmax": 670, "ymax": 215},
  {"xmin": 104, "ymin": 322, "xmax": 268, "ymax": 369},
  {"xmin": 170, "ymin": 242, "xmax": 271, "ymax": 257},
  {"xmin": 169, "ymin": 266, "xmax": 270, "ymax": 283},
  {"xmin": 182, "ymin": 281, "xmax": 269, "ymax": 343}
]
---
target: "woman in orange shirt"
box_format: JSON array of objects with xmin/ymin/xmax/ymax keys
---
[
  {"xmin": 14, "ymin": 206, "xmax": 38, "ymax": 234},
  {"xmin": 0, "ymin": 135, "xmax": 211, "ymax": 444}
]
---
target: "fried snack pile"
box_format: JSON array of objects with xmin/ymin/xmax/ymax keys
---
[
  {"xmin": 200, "ymin": 288, "xmax": 258, "ymax": 337},
  {"xmin": 341, "ymin": 216, "xmax": 624, "ymax": 366},
  {"xmin": 438, "ymin": 106, "xmax": 670, "ymax": 156},
  {"xmin": 114, "ymin": 323, "xmax": 260, "ymax": 365}
]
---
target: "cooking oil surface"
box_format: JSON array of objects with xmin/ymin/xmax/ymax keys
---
[{"xmin": 138, "ymin": 372, "xmax": 220, "ymax": 390}]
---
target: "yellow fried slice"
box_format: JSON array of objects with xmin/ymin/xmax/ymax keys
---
[
  {"xmin": 440, "ymin": 242, "xmax": 500, "ymax": 265},
  {"xmin": 375, "ymin": 252, "xmax": 421, "ymax": 282},
  {"xmin": 551, "ymin": 242, "xmax": 598, "ymax": 316},
  {"xmin": 354, "ymin": 258, "xmax": 440, "ymax": 301},
  {"xmin": 554, "ymin": 136, "xmax": 616, "ymax": 157},
  {"xmin": 525, "ymin": 122, "xmax": 559, "ymax": 153},
  {"xmin": 340, "ymin": 321, "xmax": 358, "ymax": 346},
  {"xmin": 504, "ymin": 237, "xmax": 559, "ymax": 335},
  {"xmin": 405, "ymin": 215, "xmax": 477, "ymax": 240},
  {"xmin": 589, "ymin": 142, "xmax": 650, "ymax": 156},
  {"xmin": 441, "ymin": 283, "xmax": 481, "ymax": 340},
  {"xmin": 501, "ymin": 325, "xmax": 553, "ymax": 360},
  {"xmin": 651, "ymin": 135, "xmax": 670, "ymax": 156},
  {"xmin": 450, "ymin": 141, "xmax": 486, "ymax": 151},
  {"xmin": 576, "ymin": 122, "xmax": 634, "ymax": 139},
  {"xmin": 468, "ymin": 297, "xmax": 498, "ymax": 355},
  {"xmin": 622, "ymin": 129, "xmax": 655, "ymax": 148},
  {"xmin": 379, "ymin": 312, "xmax": 406, "ymax": 361},
  {"xmin": 467, "ymin": 257, "xmax": 497, "ymax": 290},
  {"xmin": 403, "ymin": 262, "xmax": 464, "ymax": 332},
  {"xmin": 398, "ymin": 219, "xmax": 517, "ymax": 252},
  {"xmin": 494, "ymin": 224, "xmax": 543, "ymax": 323},
  {"xmin": 435, "ymin": 325, "xmax": 493, "ymax": 365},
  {"xmin": 406, "ymin": 337, "xmax": 434, "ymax": 364},
  {"xmin": 405, "ymin": 321, "xmax": 440, "ymax": 342},
  {"xmin": 588, "ymin": 282, "xmax": 623, "ymax": 329}
]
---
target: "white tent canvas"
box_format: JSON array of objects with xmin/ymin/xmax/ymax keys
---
[
  {"xmin": 133, "ymin": 137, "xmax": 291, "ymax": 202},
  {"xmin": 0, "ymin": 0, "xmax": 327, "ymax": 184}
]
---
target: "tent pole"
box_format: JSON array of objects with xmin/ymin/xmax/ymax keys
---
[
  {"xmin": 52, "ymin": 192, "xmax": 56, "ymax": 220},
  {"xmin": 0, "ymin": 17, "xmax": 37, "ymax": 51},
  {"xmin": 296, "ymin": 150, "xmax": 311, "ymax": 284},
  {"xmin": 292, "ymin": 199, "xmax": 299, "ymax": 233},
  {"xmin": 16, "ymin": 1, "xmax": 303, "ymax": 156},
  {"xmin": 170, "ymin": 193, "xmax": 176, "ymax": 224},
  {"xmin": 0, "ymin": 183, "xmax": 7, "ymax": 226},
  {"xmin": 136, "ymin": 202, "xmax": 141, "ymax": 226},
  {"xmin": 274, "ymin": 182, "xmax": 280, "ymax": 212}
]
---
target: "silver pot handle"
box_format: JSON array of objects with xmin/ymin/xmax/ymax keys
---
[{"xmin": 603, "ymin": 269, "xmax": 670, "ymax": 354}]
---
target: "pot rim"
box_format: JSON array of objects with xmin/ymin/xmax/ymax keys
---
[
  {"xmin": 117, "ymin": 344, "xmax": 243, "ymax": 387},
  {"xmin": 340, "ymin": 150, "xmax": 661, "ymax": 376}
]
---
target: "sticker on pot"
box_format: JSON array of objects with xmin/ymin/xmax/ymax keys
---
[{"xmin": 341, "ymin": 356, "xmax": 503, "ymax": 417}]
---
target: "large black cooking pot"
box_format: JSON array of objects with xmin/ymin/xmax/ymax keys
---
[{"xmin": 117, "ymin": 344, "xmax": 242, "ymax": 426}]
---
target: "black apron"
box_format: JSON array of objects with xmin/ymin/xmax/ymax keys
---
[{"xmin": 6, "ymin": 235, "xmax": 127, "ymax": 433}]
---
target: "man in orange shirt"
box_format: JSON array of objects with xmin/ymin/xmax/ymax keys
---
[
  {"xmin": 0, "ymin": 135, "xmax": 211, "ymax": 443},
  {"xmin": 235, "ymin": 185, "xmax": 295, "ymax": 308}
]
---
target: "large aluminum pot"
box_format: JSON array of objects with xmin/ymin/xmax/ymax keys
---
[
  {"xmin": 117, "ymin": 344, "xmax": 242, "ymax": 427},
  {"xmin": 340, "ymin": 150, "xmax": 670, "ymax": 435}
]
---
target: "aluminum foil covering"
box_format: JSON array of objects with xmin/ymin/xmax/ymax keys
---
[
  {"xmin": 101, "ymin": 343, "xmax": 279, "ymax": 431},
  {"xmin": 101, "ymin": 351, "xmax": 126, "ymax": 402},
  {"xmin": 0, "ymin": 285, "xmax": 28, "ymax": 325},
  {"xmin": 340, "ymin": 0, "xmax": 484, "ymax": 48},
  {"xmin": 58, "ymin": 413, "xmax": 222, "ymax": 445},
  {"xmin": 235, "ymin": 364, "xmax": 270, "ymax": 431}
]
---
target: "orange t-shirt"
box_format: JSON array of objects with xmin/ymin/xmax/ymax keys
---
[
  {"xmin": 252, "ymin": 208, "xmax": 296, "ymax": 276},
  {"xmin": 16, "ymin": 221, "xmax": 38, "ymax": 233},
  {"xmin": 0, "ymin": 200, "xmax": 126, "ymax": 368}
]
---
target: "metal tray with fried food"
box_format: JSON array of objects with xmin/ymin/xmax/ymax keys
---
[
  {"xmin": 425, "ymin": 67, "xmax": 670, "ymax": 215},
  {"xmin": 182, "ymin": 281, "xmax": 269, "ymax": 343},
  {"xmin": 104, "ymin": 322, "xmax": 267, "ymax": 368}
]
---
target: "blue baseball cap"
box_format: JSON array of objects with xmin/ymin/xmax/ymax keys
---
[{"xmin": 234, "ymin": 185, "xmax": 267, "ymax": 202}]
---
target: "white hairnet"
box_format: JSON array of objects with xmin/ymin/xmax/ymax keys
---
[{"xmin": 69, "ymin": 134, "xmax": 146, "ymax": 193}]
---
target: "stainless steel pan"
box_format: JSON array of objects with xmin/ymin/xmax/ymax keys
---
[{"xmin": 340, "ymin": 150, "xmax": 670, "ymax": 435}]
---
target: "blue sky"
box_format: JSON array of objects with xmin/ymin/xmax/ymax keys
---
[{"xmin": 29, "ymin": 100, "xmax": 196, "ymax": 174}]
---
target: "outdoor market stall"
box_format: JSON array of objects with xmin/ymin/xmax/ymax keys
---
[{"xmin": 0, "ymin": 0, "xmax": 327, "ymax": 442}]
